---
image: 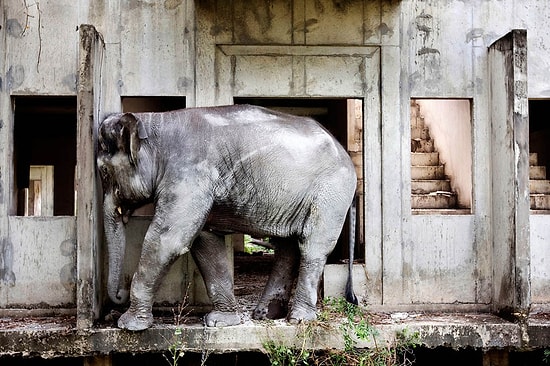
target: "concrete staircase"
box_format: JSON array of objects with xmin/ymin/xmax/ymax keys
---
[
  {"xmin": 530, "ymin": 152, "xmax": 550, "ymax": 210},
  {"xmin": 411, "ymin": 101, "xmax": 457, "ymax": 210}
]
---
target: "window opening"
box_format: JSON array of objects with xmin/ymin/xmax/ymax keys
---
[
  {"xmin": 233, "ymin": 98, "xmax": 365, "ymax": 266},
  {"xmin": 528, "ymin": 99, "xmax": 550, "ymax": 212},
  {"xmin": 121, "ymin": 96, "xmax": 186, "ymax": 216},
  {"xmin": 14, "ymin": 96, "xmax": 77, "ymax": 216},
  {"xmin": 21, "ymin": 165, "xmax": 55, "ymax": 216},
  {"xmin": 410, "ymin": 99, "xmax": 472, "ymax": 214},
  {"xmin": 121, "ymin": 96, "xmax": 186, "ymax": 113}
]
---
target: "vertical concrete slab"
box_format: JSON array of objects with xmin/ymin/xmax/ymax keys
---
[
  {"xmin": 4, "ymin": 0, "xmax": 79, "ymax": 94},
  {"xmin": 0, "ymin": 1, "xmax": 17, "ymax": 298},
  {"xmin": 381, "ymin": 43, "xmax": 407, "ymax": 304},
  {"xmin": 304, "ymin": 0, "xmax": 365, "ymax": 45},
  {"xmin": 489, "ymin": 30, "xmax": 530, "ymax": 315},
  {"xmin": 407, "ymin": 0, "xmax": 473, "ymax": 97},
  {"xmin": 3, "ymin": 217, "xmax": 76, "ymax": 307},
  {"xmin": 363, "ymin": 48, "xmax": 383, "ymax": 305},
  {"xmin": 118, "ymin": 1, "xmax": 194, "ymax": 98},
  {"xmin": 232, "ymin": 0, "xmax": 293, "ymax": 44},
  {"xmin": 470, "ymin": 2, "xmax": 494, "ymax": 305},
  {"xmin": 195, "ymin": 2, "xmax": 219, "ymax": 107},
  {"xmin": 76, "ymin": 25, "xmax": 104, "ymax": 328}
]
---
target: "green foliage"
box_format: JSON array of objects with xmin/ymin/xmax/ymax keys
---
[
  {"xmin": 262, "ymin": 297, "xmax": 421, "ymax": 366},
  {"xmin": 244, "ymin": 235, "xmax": 274, "ymax": 254},
  {"xmin": 263, "ymin": 340, "xmax": 310, "ymax": 366},
  {"xmin": 163, "ymin": 286, "xmax": 210, "ymax": 366},
  {"xmin": 544, "ymin": 349, "xmax": 550, "ymax": 364},
  {"xmin": 165, "ymin": 327, "xmax": 185, "ymax": 366}
]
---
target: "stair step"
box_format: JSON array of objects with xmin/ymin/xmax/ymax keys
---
[
  {"xmin": 411, "ymin": 165, "xmax": 445, "ymax": 180},
  {"xmin": 530, "ymin": 180, "xmax": 550, "ymax": 194},
  {"xmin": 412, "ymin": 193, "xmax": 457, "ymax": 209},
  {"xmin": 530, "ymin": 153, "xmax": 538, "ymax": 166},
  {"xmin": 411, "ymin": 125, "xmax": 430, "ymax": 140},
  {"xmin": 411, "ymin": 152, "xmax": 440, "ymax": 166},
  {"xmin": 531, "ymin": 194, "xmax": 550, "ymax": 210},
  {"xmin": 410, "ymin": 101, "xmax": 420, "ymax": 118},
  {"xmin": 412, "ymin": 180, "xmax": 452, "ymax": 194},
  {"xmin": 530, "ymin": 166, "xmax": 547, "ymax": 180}
]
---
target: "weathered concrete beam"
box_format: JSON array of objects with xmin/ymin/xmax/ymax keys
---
[
  {"xmin": 0, "ymin": 314, "xmax": 530, "ymax": 359},
  {"xmin": 527, "ymin": 315, "xmax": 550, "ymax": 348}
]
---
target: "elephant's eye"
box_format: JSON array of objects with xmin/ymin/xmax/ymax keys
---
[{"xmin": 100, "ymin": 165, "xmax": 109, "ymax": 178}]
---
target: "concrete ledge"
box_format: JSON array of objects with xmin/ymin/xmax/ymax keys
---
[
  {"xmin": 0, "ymin": 313, "xmax": 536, "ymax": 358},
  {"xmin": 527, "ymin": 314, "xmax": 550, "ymax": 348}
]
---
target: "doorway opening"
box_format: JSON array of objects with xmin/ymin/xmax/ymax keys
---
[
  {"xmin": 410, "ymin": 99, "xmax": 472, "ymax": 214},
  {"xmin": 121, "ymin": 96, "xmax": 186, "ymax": 113},
  {"xmin": 13, "ymin": 96, "xmax": 77, "ymax": 216},
  {"xmin": 528, "ymin": 99, "xmax": 550, "ymax": 212},
  {"xmin": 232, "ymin": 98, "xmax": 364, "ymax": 304}
]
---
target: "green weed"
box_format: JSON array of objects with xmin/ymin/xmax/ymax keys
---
[
  {"xmin": 163, "ymin": 285, "xmax": 210, "ymax": 366},
  {"xmin": 262, "ymin": 297, "xmax": 420, "ymax": 366}
]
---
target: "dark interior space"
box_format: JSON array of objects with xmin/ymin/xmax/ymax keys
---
[
  {"xmin": 529, "ymin": 99, "xmax": 550, "ymax": 174},
  {"xmin": 13, "ymin": 96, "xmax": 77, "ymax": 216},
  {"xmin": 412, "ymin": 346, "xmax": 482, "ymax": 366},
  {"xmin": 234, "ymin": 97, "xmax": 364, "ymax": 264},
  {"xmin": 4, "ymin": 348, "xmax": 548, "ymax": 366},
  {"xmin": 121, "ymin": 96, "xmax": 186, "ymax": 113}
]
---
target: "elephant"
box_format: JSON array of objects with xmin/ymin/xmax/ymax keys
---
[{"xmin": 97, "ymin": 104, "xmax": 358, "ymax": 331}]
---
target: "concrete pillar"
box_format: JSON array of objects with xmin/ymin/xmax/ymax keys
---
[
  {"xmin": 76, "ymin": 24, "xmax": 105, "ymax": 328},
  {"xmin": 488, "ymin": 29, "xmax": 531, "ymax": 318},
  {"xmin": 230, "ymin": 233, "xmax": 245, "ymax": 253}
]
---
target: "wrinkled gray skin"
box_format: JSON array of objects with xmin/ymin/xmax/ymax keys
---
[{"xmin": 97, "ymin": 104, "xmax": 357, "ymax": 331}]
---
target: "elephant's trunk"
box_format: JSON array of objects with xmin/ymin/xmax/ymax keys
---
[{"xmin": 104, "ymin": 194, "xmax": 130, "ymax": 304}]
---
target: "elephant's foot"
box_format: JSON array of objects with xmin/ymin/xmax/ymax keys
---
[
  {"xmin": 205, "ymin": 310, "xmax": 241, "ymax": 327},
  {"xmin": 287, "ymin": 306, "xmax": 317, "ymax": 325},
  {"xmin": 253, "ymin": 299, "xmax": 288, "ymax": 320},
  {"xmin": 118, "ymin": 309, "xmax": 154, "ymax": 331}
]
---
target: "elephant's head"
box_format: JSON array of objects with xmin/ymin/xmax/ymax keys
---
[{"xmin": 97, "ymin": 113, "xmax": 150, "ymax": 304}]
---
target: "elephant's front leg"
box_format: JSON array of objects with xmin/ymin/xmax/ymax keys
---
[
  {"xmin": 191, "ymin": 231, "xmax": 241, "ymax": 327},
  {"xmin": 118, "ymin": 212, "xmax": 203, "ymax": 331}
]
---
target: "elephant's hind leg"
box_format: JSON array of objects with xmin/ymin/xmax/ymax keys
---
[
  {"xmin": 192, "ymin": 231, "xmax": 241, "ymax": 327},
  {"xmin": 287, "ymin": 252, "xmax": 329, "ymax": 324},
  {"xmin": 253, "ymin": 239, "xmax": 299, "ymax": 320},
  {"xmin": 288, "ymin": 190, "xmax": 352, "ymax": 324}
]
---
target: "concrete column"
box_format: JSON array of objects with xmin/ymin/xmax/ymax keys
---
[
  {"xmin": 76, "ymin": 24, "xmax": 105, "ymax": 328},
  {"xmin": 0, "ymin": 0, "xmax": 17, "ymax": 293},
  {"xmin": 488, "ymin": 29, "xmax": 530, "ymax": 318}
]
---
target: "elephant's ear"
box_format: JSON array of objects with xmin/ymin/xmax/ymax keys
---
[{"xmin": 118, "ymin": 113, "xmax": 148, "ymax": 166}]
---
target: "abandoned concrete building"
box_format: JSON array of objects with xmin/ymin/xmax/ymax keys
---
[{"xmin": 1, "ymin": 0, "xmax": 550, "ymax": 364}]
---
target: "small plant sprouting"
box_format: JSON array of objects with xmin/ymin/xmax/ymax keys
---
[
  {"xmin": 163, "ymin": 285, "xmax": 201, "ymax": 366},
  {"xmin": 165, "ymin": 326, "xmax": 185, "ymax": 366},
  {"xmin": 263, "ymin": 340, "xmax": 311, "ymax": 366},
  {"xmin": 262, "ymin": 297, "xmax": 421, "ymax": 366}
]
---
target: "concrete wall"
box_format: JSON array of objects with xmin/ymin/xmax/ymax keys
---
[{"xmin": 0, "ymin": 0, "xmax": 550, "ymax": 322}]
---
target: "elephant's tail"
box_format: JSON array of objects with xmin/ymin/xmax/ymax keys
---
[{"xmin": 345, "ymin": 195, "xmax": 359, "ymax": 305}]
